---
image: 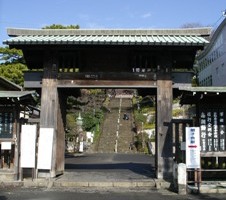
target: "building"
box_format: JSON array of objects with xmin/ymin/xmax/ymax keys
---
[
  {"xmin": 197, "ymin": 17, "xmax": 226, "ymax": 86},
  {"xmin": 0, "ymin": 76, "xmax": 37, "ymax": 180}
]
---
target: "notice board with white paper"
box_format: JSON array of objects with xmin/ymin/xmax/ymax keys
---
[
  {"xmin": 186, "ymin": 127, "xmax": 201, "ymax": 169},
  {"xmin": 37, "ymin": 128, "xmax": 54, "ymax": 170},
  {"xmin": 20, "ymin": 125, "xmax": 37, "ymax": 168}
]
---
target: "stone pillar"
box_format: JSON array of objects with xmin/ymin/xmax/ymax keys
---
[
  {"xmin": 178, "ymin": 163, "xmax": 187, "ymax": 194},
  {"xmin": 156, "ymin": 76, "xmax": 173, "ymax": 179}
]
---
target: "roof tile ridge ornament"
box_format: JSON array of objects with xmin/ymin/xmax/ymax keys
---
[{"xmin": 7, "ymin": 27, "xmax": 212, "ymax": 37}]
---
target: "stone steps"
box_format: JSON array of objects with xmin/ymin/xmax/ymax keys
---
[{"xmin": 97, "ymin": 98, "xmax": 136, "ymax": 153}]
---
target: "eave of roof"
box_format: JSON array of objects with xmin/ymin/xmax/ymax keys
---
[
  {"xmin": 3, "ymin": 28, "xmax": 211, "ymax": 46},
  {"xmin": 197, "ymin": 18, "xmax": 226, "ymax": 59},
  {"xmin": 179, "ymin": 86, "xmax": 226, "ymax": 93},
  {"xmin": 6, "ymin": 27, "xmax": 212, "ymax": 37},
  {"xmin": 0, "ymin": 91, "xmax": 36, "ymax": 99},
  {"xmin": 179, "ymin": 86, "xmax": 226, "ymax": 105},
  {"xmin": 0, "ymin": 76, "xmax": 22, "ymax": 91}
]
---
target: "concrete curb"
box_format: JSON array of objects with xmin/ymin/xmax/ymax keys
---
[
  {"xmin": 54, "ymin": 180, "xmax": 156, "ymax": 188},
  {"xmin": 188, "ymin": 184, "xmax": 226, "ymax": 194},
  {"xmin": 2, "ymin": 179, "xmax": 226, "ymax": 194},
  {"xmin": 1, "ymin": 180, "xmax": 157, "ymax": 189}
]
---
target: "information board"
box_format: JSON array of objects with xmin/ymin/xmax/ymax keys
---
[
  {"xmin": 200, "ymin": 109, "xmax": 225, "ymax": 152},
  {"xmin": 20, "ymin": 125, "xmax": 37, "ymax": 168},
  {"xmin": 37, "ymin": 128, "xmax": 54, "ymax": 170},
  {"xmin": 186, "ymin": 127, "xmax": 200, "ymax": 169}
]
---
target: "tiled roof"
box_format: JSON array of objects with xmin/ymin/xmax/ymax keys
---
[
  {"xmin": 0, "ymin": 76, "xmax": 22, "ymax": 91},
  {"xmin": 0, "ymin": 91, "xmax": 36, "ymax": 99},
  {"xmin": 3, "ymin": 28, "xmax": 210, "ymax": 46}
]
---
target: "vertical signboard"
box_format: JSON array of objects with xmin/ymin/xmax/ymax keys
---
[
  {"xmin": 199, "ymin": 108, "xmax": 226, "ymax": 152},
  {"xmin": 206, "ymin": 110, "xmax": 213, "ymax": 152},
  {"xmin": 200, "ymin": 111, "xmax": 207, "ymax": 152},
  {"xmin": 37, "ymin": 128, "xmax": 54, "ymax": 170},
  {"xmin": 186, "ymin": 127, "xmax": 200, "ymax": 169},
  {"xmin": 213, "ymin": 110, "xmax": 219, "ymax": 151},
  {"xmin": 20, "ymin": 125, "xmax": 37, "ymax": 168},
  {"xmin": 219, "ymin": 110, "xmax": 225, "ymax": 151}
]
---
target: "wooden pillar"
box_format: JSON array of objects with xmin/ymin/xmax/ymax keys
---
[
  {"xmin": 14, "ymin": 104, "xmax": 20, "ymax": 180},
  {"xmin": 39, "ymin": 51, "xmax": 63, "ymax": 178},
  {"xmin": 156, "ymin": 75, "xmax": 173, "ymax": 179},
  {"xmin": 40, "ymin": 78, "xmax": 58, "ymax": 177},
  {"xmin": 56, "ymin": 89, "xmax": 66, "ymax": 174}
]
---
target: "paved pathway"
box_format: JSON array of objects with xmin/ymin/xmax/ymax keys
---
[
  {"xmin": 60, "ymin": 153, "xmax": 155, "ymax": 183},
  {"xmin": 49, "ymin": 153, "xmax": 157, "ymax": 188}
]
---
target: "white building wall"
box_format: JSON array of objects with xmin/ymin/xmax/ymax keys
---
[
  {"xmin": 198, "ymin": 20, "xmax": 226, "ymax": 86},
  {"xmin": 212, "ymin": 55, "xmax": 226, "ymax": 86}
]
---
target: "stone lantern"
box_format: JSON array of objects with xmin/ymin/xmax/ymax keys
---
[{"xmin": 76, "ymin": 112, "xmax": 84, "ymax": 152}]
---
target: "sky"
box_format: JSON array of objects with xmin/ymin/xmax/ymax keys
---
[{"xmin": 0, "ymin": 0, "xmax": 226, "ymax": 46}]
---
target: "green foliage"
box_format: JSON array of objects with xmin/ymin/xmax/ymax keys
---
[
  {"xmin": 0, "ymin": 64, "xmax": 27, "ymax": 86},
  {"xmin": 66, "ymin": 113, "xmax": 77, "ymax": 131},
  {"xmin": 134, "ymin": 133, "xmax": 149, "ymax": 153},
  {"xmin": 82, "ymin": 109, "xmax": 104, "ymax": 131},
  {"xmin": 0, "ymin": 47, "xmax": 28, "ymax": 86},
  {"xmin": 67, "ymin": 96, "xmax": 86, "ymax": 110},
  {"xmin": 0, "ymin": 47, "xmax": 24, "ymax": 64},
  {"xmin": 42, "ymin": 24, "xmax": 80, "ymax": 29},
  {"xmin": 172, "ymin": 108, "xmax": 184, "ymax": 117},
  {"xmin": 89, "ymin": 89, "xmax": 104, "ymax": 95},
  {"xmin": 140, "ymin": 106, "xmax": 151, "ymax": 114},
  {"xmin": 143, "ymin": 123, "xmax": 155, "ymax": 129},
  {"xmin": 102, "ymin": 96, "xmax": 110, "ymax": 108},
  {"xmin": 134, "ymin": 110, "xmax": 146, "ymax": 124}
]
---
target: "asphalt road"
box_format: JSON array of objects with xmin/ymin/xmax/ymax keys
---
[
  {"xmin": 1, "ymin": 153, "xmax": 226, "ymax": 199},
  {"xmin": 1, "ymin": 187, "xmax": 226, "ymax": 200}
]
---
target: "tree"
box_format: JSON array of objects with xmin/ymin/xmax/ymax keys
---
[
  {"xmin": 42, "ymin": 24, "xmax": 80, "ymax": 29},
  {"xmin": 0, "ymin": 47, "xmax": 28, "ymax": 86},
  {"xmin": 1, "ymin": 24, "xmax": 80, "ymax": 85}
]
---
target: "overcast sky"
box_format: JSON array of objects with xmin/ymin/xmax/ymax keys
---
[{"xmin": 1, "ymin": 0, "xmax": 226, "ymax": 46}]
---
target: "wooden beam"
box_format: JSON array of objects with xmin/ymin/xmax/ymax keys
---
[{"xmin": 57, "ymin": 80, "xmax": 157, "ymax": 88}]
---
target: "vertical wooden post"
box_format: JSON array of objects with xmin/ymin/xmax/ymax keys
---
[
  {"xmin": 14, "ymin": 104, "xmax": 20, "ymax": 180},
  {"xmin": 56, "ymin": 90, "xmax": 66, "ymax": 174},
  {"xmin": 156, "ymin": 76, "xmax": 173, "ymax": 179},
  {"xmin": 175, "ymin": 123, "xmax": 180, "ymax": 163},
  {"xmin": 40, "ymin": 78, "xmax": 58, "ymax": 177},
  {"xmin": 39, "ymin": 51, "xmax": 59, "ymax": 178}
]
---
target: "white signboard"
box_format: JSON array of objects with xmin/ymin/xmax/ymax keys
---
[
  {"xmin": 186, "ymin": 127, "xmax": 200, "ymax": 169},
  {"xmin": 37, "ymin": 128, "xmax": 54, "ymax": 170},
  {"xmin": 20, "ymin": 125, "xmax": 37, "ymax": 168},
  {"xmin": 1, "ymin": 142, "xmax": 11, "ymax": 150}
]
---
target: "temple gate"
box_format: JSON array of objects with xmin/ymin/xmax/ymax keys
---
[{"xmin": 4, "ymin": 28, "xmax": 210, "ymax": 179}]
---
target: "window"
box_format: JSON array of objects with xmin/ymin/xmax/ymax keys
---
[{"xmin": 0, "ymin": 112, "xmax": 14, "ymax": 138}]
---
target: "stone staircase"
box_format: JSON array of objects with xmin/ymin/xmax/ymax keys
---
[{"xmin": 97, "ymin": 97, "xmax": 135, "ymax": 153}]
